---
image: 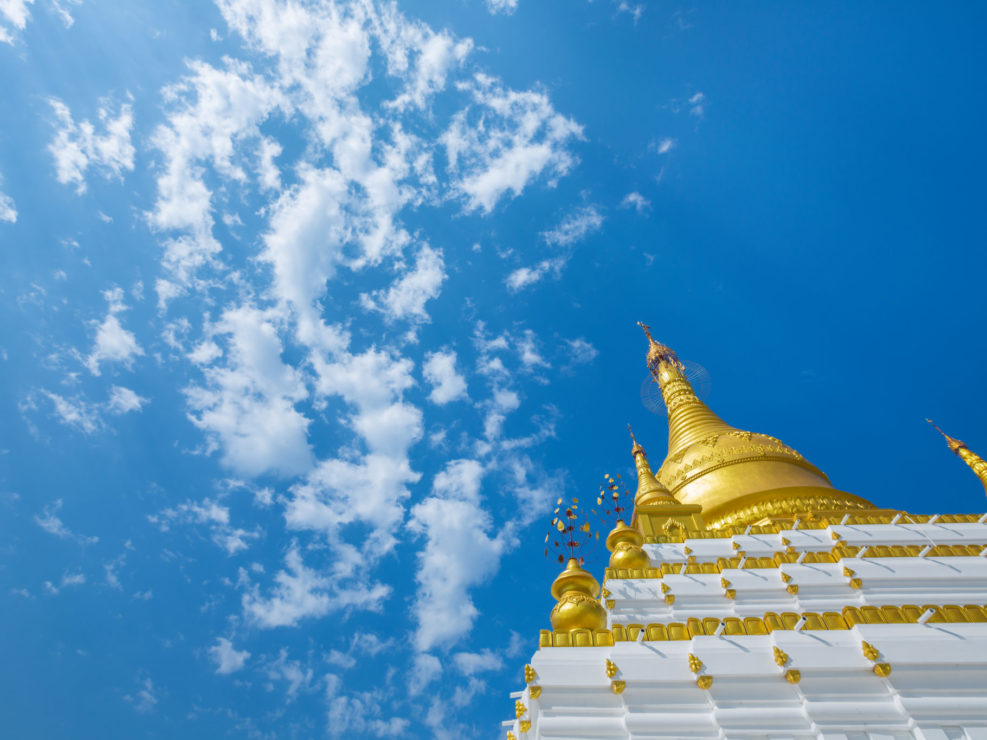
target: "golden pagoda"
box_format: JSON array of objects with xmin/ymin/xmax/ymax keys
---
[
  {"xmin": 636, "ymin": 322, "xmax": 877, "ymax": 532},
  {"xmin": 504, "ymin": 325, "xmax": 987, "ymax": 740}
]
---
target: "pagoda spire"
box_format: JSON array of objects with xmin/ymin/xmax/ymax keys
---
[
  {"xmin": 928, "ymin": 420, "xmax": 987, "ymax": 496},
  {"xmin": 637, "ymin": 322, "xmax": 736, "ymax": 453},
  {"xmin": 628, "ymin": 425, "xmax": 679, "ymax": 507}
]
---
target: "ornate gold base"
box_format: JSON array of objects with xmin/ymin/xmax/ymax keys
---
[{"xmin": 702, "ymin": 486, "xmax": 876, "ymax": 530}]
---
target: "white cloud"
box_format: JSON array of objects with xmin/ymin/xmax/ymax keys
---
[
  {"xmin": 325, "ymin": 674, "xmax": 411, "ymax": 737},
  {"xmin": 0, "ymin": 0, "xmax": 32, "ymax": 44},
  {"xmin": 516, "ymin": 329, "xmax": 547, "ymax": 368},
  {"xmin": 85, "ymin": 287, "xmax": 144, "ymax": 376},
  {"xmin": 48, "ymin": 96, "xmax": 135, "ymax": 194},
  {"xmin": 50, "ymin": 0, "xmax": 78, "ymax": 28},
  {"xmin": 689, "ymin": 91, "xmax": 706, "ymax": 118},
  {"xmin": 541, "ymin": 204, "xmax": 604, "ymax": 246},
  {"xmin": 0, "ymin": 172, "xmax": 16, "ymax": 222},
  {"xmin": 125, "ymin": 676, "xmax": 158, "ymax": 713},
  {"xmin": 148, "ymin": 58, "xmax": 285, "ymax": 292},
  {"xmin": 485, "ymin": 0, "xmax": 518, "ymax": 15},
  {"xmin": 565, "ymin": 337, "xmax": 598, "ymax": 366},
  {"xmin": 483, "ymin": 387, "xmax": 520, "ymax": 441},
  {"xmin": 453, "ymin": 649, "xmax": 503, "ymax": 676},
  {"xmin": 409, "ymin": 459, "xmax": 509, "ymax": 652},
  {"xmin": 265, "ymin": 650, "xmax": 313, "ymax": 698},
  {"xmin": 655, "ymin": 137, "xmax": 675, "ymax": 155},
  {"xmin": 360, "ymin": 244, "xmax": 445, "ymax": 324},
  {"xmin": 259, "ymin": 165, "xmax": 351, "ymax": 347},
  {"xmin": 408, "ymin": 653, "xmax": 442, "ymax": 695},
  {"xmin": 210, "ymin": 637, "xmax": 250, "ymax": 675},
  {"xmin": 504, "ymin": 257, "xmax": 565, "ymax": 292},
  {"xmin": 442, "ymin": 74, "xmax": 582, "ymax": 213},
  {"xmin": 243, "ymin": 545, "xmax": 332, "ymax": 628},
  {"xmin": 41, "ymin": 391, "xmax": 102, "ymax": 434},
  {"xmin": 149, "ymin": 497, "xmax": 259, "ymax": 555},
  {"xmin": 284, "ymin": 348, "xmax": 422, "ymax": 570},
  {"xmin": 107, "ymin": 386, "xmax": 146, "ymax": 414},
  {"xmin": 35, "ymin": 499, "xmax": 98, "ymax": 544},
  {"xmin": 243, "ymin": 544, "xmax": 389, "ymax": 628},
  {"xmin": 378, "ymin": 17, "xmax": 473, "ymax": 111},
  {"xmin": 256, "ymin": 136, "xmax": 282, "ymax": 190},
  {"xmin": 422, "ymin": 350, "xmax": 467, "ymax": 404},
  {"xmin": 185, "ymin": 304, "xmax": 312, "ymax": 478},
  {"xmin": 43, "ymin": 571, "xmax": 86, "ymax": 595},
  {"xmin": 620, "ymin": 191, "xmax": 651, "ymax": 212},
  {"xmin": 615, "ymin": 0, "xmax": 644, "ymax": 23}
]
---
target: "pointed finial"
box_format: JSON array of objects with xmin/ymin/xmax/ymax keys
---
[
  {"xmin": 637, "ymin": 321, "xmax": 655, "ymax": 343},
  {"xmin": 927, "ymin": 419, "xmax": 967, "ymax": 454},
  {"xmin": 928, "ymin": 419, "xmax": 987, "ymax": 496},
  {"xmin": 637, "ymin": 321, "xmax": 684, "ymax": 374},
  {"xmin": 628, "ymin": 424, "xmax": 644, "ymax": 456}
]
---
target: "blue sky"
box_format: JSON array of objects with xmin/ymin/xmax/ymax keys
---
[{"xmin": 2, "ymin": 1, "xmax": 986, "ymax": 737}]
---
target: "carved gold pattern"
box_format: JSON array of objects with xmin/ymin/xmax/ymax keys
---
[
  {"xmin": 697, "ymin": 675, "xmax": 714, "ymax": 690},
  {"xmin": 540, "ymin": 603, "xmax": 987, "ymax": 647},
  {"xmin": 528, "ymin": 686, "xmax": 542, "ymax": 699},
  {"xmin": 524, "ymin": 664, "xmax": 536, "ymax": 683},
  {"xmin": 786, "ymin": 584, "xmax": 799, "ymax": 595},
  {"xmin": 605, "ymin": 659, "xmax": 619, "ymax": 678},
  {"xmin": 873, "ymin": 663, "xmax": 892, "ymax": 677},
  {"xmin": 611, "ymin": 680, "xmax": 626, "ymax": 695},
  {"xmin": 507, "ymin": 733, "xmax": 516, "ymax": 740},
  {"xmin": 705, "ymin": 493, "xmax": 873, "ymax": 531},
  {"xmin": 850, "ymin": 578, "xmax": 863, "ymax": 589},
  {"xmin": 519, "ymin": 720, "xmax": 531, "ymax": 733},
  {"xmin": 515, "ymin": 700, "xmax": 526, "ymax": 719},
  {"xmin": 785, "ymin": 669, "xmax": 801, "ymax": 684},
  {"xmin": 605, "ymin": 599, "xmax": 615, "ymax": 609},
  {"xmin": 688, "ymin": 654, "xmax": 704, "ymax": 674},
  {"xmin": 664, "ymin": 594, "xmax": 675, "ymax": 605}
]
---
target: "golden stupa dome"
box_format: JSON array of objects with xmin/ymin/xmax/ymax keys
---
[{"xmin": 637, "ymin": 323, "xmax": 874, "ymax": 529}]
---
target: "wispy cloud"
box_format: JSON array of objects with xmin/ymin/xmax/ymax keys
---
[
  {"xmin": 0, "ymin": 172, "xmax": 16, "ymax": 222},
  {"xmin": 48, "ymin": 95, "xmax": 135, "ymax": 194},
  {"xmin": 149, "ymin": 498, "xmax": 259, "ymax": 555},
  {"xmin": 689, "ymin": 91, "xmax": 706, "ymax": 118},
  {"xmin": 443, "ymin": 73, "xmax": 583, "ymax": 213},
  {"xmin": 209, "ymin": 637, "xmax": 250, "ymax": 675},
  {"xmin": 35, "ymin": 499, "xmax": 99, "ymax": 544},
  {"xmin": 423, "ymin": 350, "xmax": 468, "ymax": 404},
  {"xmin": 540, "ymin": 204, "xmax": 604, "ymax": 246},
  {"xmin": 620, "ymin": 191, "xmax": 651, "ymax": 212},
  {"xmin": 85, "ymin": 288, "xmax": 143, "ymax": 376},
  {"xmin": 486, "ymin": 0, "xmax": 518, "ymax": 14}
]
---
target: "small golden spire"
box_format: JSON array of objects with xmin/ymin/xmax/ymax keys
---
[
  {"xmin": 628, "ymin": 428, "xmax": 679, "ymax": 507},
  {"xmin": 628, "ymin": 424, "xmax": 644, "ymax": 456},
  {"xmin": 928, "ymin": 419, "xmax": 987, "ymax": 495}
]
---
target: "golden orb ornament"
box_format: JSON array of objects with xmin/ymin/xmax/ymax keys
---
[
  {"xmin": 605, "ymin": 520, "xmax": 650, "ymax": 570},
  {"xmin": 549, "ymin": 558, "xmax": 607, "ymax": 632}
]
